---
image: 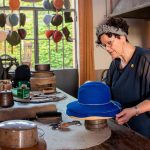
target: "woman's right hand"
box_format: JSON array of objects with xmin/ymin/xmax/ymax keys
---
[{"xmin": 115, "ymin": 107, "xmax": 137, "ymax": 125}]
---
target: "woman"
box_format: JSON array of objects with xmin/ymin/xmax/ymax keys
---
[{"xmin": 96, "ymin": 17, "xmax": 150, "ymax": 138}]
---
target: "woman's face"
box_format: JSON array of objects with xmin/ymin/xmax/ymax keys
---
[{"xmin": 100, "ymin": 34, "xmax": 125, "ymax": 59}]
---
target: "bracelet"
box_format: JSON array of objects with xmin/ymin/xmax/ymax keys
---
[{"xmin": 134, "ymin": 106, "xmax": 140, "ymax": 116}]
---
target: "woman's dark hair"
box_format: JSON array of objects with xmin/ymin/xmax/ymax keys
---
[
  {"xmin": 105, "ymin": 17, "xmax": 129, "ymax": 35},
  {"xmin": 96, "ymin": 17, "xmax": 129, "ymax": 46}
]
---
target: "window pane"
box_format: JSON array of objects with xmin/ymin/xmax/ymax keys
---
[
  {"xmin": 20, "ymin": 1, "xmax": 34, "ymax": 7},
  {"xmin": 38, "ymin": 40, "xmax": 50, "ymax": 64},
  {"xmin": 64, "ymin": 41, "xmax": 74, "ymax": 68},
  {"xmin": 38, "ymin": 11, "xmax": 48, "ymax": 39},
  {"xmin": 22, "ymin": 10, "xmax": 34, "ymax": 39},
  {"xmin": 5, "ymin": 42, "xmax": 21, "ymax": 63},
  {"xmin": 0, "ymin": 1, "xmax": 3, "ymax": 6},
  {"xmin": 50, "ymin": 40, "xmax": 64, "ymax": 69},
  {"xmin": 33, "ymin": 1, "xmax": 43, "ymax": 7}
]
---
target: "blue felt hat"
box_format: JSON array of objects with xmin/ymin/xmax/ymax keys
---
[{"xmin": 66, "ymin": 81, "xmax": 121, "ymax": 118}]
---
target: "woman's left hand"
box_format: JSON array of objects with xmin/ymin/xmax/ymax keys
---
[{"xmin": 115, "ymin": 108, "xmax": 136, "ymax": 125}]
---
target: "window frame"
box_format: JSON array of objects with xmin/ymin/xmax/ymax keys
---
[{"xmin": 0, "ymin": 0, "xmax": 78, "ymax": 69}]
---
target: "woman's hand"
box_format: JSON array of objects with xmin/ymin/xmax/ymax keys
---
[{"xmin": 115, "ymin": 107, "xmax": 136, "ymax": 125}]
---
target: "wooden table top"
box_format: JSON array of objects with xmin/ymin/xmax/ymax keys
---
[
  {"xmin": 0, "ymin": 89, "xmax": 149, "ymax": 149},
  {"xmin": 87, "ymin": 119, "xmax": 150, "ymax": 150}
]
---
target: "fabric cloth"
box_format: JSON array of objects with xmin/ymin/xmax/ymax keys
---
[
  {"xmin": 105, "ymin": 46, "xmax": 150, "ymax": 138},
  {"xmin": 78, "ymin": 0, "xmax": 96, "ymax": 85}
]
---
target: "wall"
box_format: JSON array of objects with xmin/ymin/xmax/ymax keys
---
[
  {"xmin": 54, "ymin": 69, "xmax": 78, "ymax": 97},
  {"xmin": 93, "ymin": 0, "xmax": 112, "ymax": 70}
]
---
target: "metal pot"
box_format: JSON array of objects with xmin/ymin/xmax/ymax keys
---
[
  {"xmin": 35, "ymin": 64, "xmax": 50, "ymax": 71},
  {"xmin": 0, "ymin": 90, "xmax": 14, "ymax": 107},
  {"xmin": 0, "ymin": 120, "xmax": 38, "ymax": 148}
]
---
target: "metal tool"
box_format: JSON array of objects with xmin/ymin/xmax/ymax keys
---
[{"xmin": 50, "ymin": 120, "xmax": 82, "ymax": 130}]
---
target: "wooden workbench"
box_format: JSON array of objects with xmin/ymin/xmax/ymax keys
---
[
  {"xmin": 88, "ymin": 119, "xmax": 150, "ymax": 150},
  {"xmin": 0, "ymin": 89, "xmax": 149, "ymax": 150}
]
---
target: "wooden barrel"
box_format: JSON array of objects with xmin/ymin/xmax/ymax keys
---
[{"xmin": 30, "ymin": 71, "xmax": 56, "ymax": 92}]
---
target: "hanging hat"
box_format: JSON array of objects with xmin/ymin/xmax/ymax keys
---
[
  {"xmin": 62, "ymin": 26, "xmax": 73, "ymax": 42},
  {"xmin": 64, "ymin": 12, "xmax": 73, "ymax": 23},
  {"xmin": 63, "ymin": 0, "xmax": 71, "ymax": 9},
  {"xmin": 20, "ymin": 13, "xmax": 26, "ymax": 27},
  {"xmin": 45, "ymin": 29, "xmax": 54, "ymax": 39},
  {"xmin": 0, "ymin": 120, "xmax": 46, "ymax": 150},
  {"xmin": 66, "ymin": 81, "xmax": 121, "ymax": 119},
  {"xmin": 22, "ymin": 0, "xmax": 42, "ymax": 2},
  {"xmin": 6, "ymin": 14, "xmax": 19, "ymax": 27},
  {"xmin": 43, "ymin": 14, "xmax": 53, "ymax": 25},
  {"xmin": 52, "ymin": 30, "xmax": 63, "ymax": 43},
  {"xmin": 0, "ymin": 13, "xmax": 6, "ymax": 28},
  {"xmin": 6, "ymin": 15, "xmax": 11, "ymax": 26},
  {"xmin": 9, "ymin": 14, "xmax": 19, "ymax": 26},
  {"xmin": 51, "ymin": 14, "xmax": 63, "ymax": 26},
  {"xmin": 0, "ymin": 31, "xmax": 8, "ymax": 42},
  {"xmin": 18, "ymin": 28, "xmax": 27, "ymax": 39},
  {"xmin": 50, "ymin": 0, "xmax": 62, "ymax": 11},
  {"xmin": 9, "ymin": 0, "xmax": 20, "ymax": 10},
  {"xmin": 6, "ymin": 31, "xmax": 21, "ymax": 46},
  {"xmin": 43, "ymin": 0, "xmax": 53, "ymax": 10},
  {"xmin": 52, "ymin": 0, "xmax": 64, "ymax": 10}
]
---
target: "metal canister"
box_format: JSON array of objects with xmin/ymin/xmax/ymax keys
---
[
  {"xmin": 84, "ymin": 119, "xmax": 108, "ymax": 131},
  {"xmin": 0, "ymin": 90, "xmax": 14, "ymax": 108}
]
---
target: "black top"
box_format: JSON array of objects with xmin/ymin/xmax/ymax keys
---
[{"xmin": 106, "ymin": 46, "xmax": 150, "ymax": 138}]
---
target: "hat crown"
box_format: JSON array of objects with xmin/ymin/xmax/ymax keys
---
[{"xmin": 78, "ymin": 82, "xmax": 111, "ymax": 105}]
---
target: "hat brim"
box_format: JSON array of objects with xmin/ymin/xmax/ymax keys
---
[
  {"xmin": 0, "ymin": 138, "xmax": 46, "ymax": 150},
  {"xmin": 66, "ymin": 100, "xmax": 121, "ymax": 118},
  {"xmin": 68, "ymin": 115, "xmax": 112, "ymax": 120}
]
